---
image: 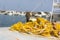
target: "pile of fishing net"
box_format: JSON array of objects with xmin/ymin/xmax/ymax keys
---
[{"xmin": 10, "ymin": 17, "xmax": 60, "ymax": 37}]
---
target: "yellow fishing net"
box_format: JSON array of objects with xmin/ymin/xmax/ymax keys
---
[{"xmin": 10, "ymin": 17, "xmax": 60, "ymax": 37}]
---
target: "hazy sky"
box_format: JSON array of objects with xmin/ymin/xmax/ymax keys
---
[{"xmin": 0, "ymin": 0, "xmax": 53, "ymax": 12}]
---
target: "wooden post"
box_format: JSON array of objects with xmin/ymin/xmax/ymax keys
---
[{"xmin": 25, "ymin": 12, "xmax": 31, "ymax": 22}]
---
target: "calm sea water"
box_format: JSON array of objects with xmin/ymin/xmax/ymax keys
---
[{"xmin": 0, "ymin": 15, "xmax": 26, "ymax": 27}]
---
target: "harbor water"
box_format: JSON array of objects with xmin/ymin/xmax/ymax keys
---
[{"xmin": 0, "ymin": 15, "xmax": 26, "ymax": 27}]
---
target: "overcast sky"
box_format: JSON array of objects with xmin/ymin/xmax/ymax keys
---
[{"xmin": 0, "ymin": 0, "xmax": 53, "ymax": 12}]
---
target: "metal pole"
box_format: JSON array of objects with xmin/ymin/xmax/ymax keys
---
[{"xmin": 50, "ymin": 0, "xmax": 54, "ymax": 22}]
